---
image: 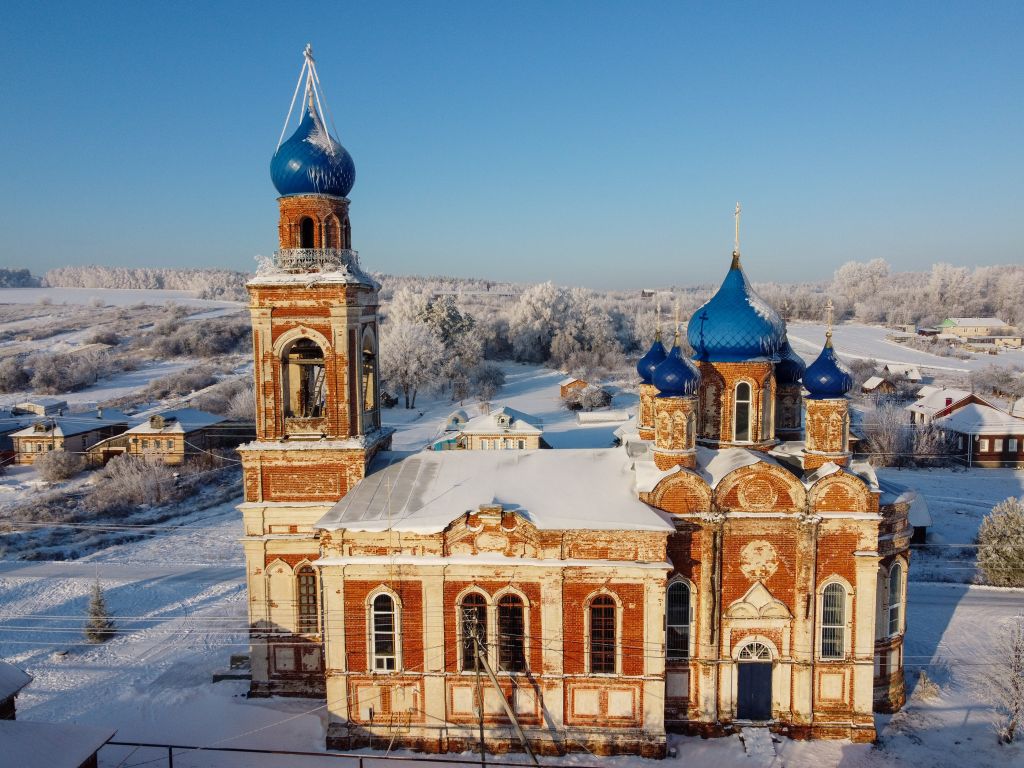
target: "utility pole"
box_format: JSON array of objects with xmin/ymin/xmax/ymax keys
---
[
  {"xmin": 475, "ymin": 639, "xmax": 540, "ymax": 766},
  {"xmin": 469, "ymin": 612, "xmax": 486, "ymax": 768}
]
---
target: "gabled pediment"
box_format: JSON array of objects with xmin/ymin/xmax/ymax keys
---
[{"xmin": 725, "ymin": 581, "xmax": 792, "ymax": 620}]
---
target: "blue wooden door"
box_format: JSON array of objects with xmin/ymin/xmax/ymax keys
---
[{"xmin": 737, "ymin": 662, "xmax": 772, "ymax": 720}]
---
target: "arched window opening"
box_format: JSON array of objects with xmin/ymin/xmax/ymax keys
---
[
  {"xmin": 299, "ymin": 216, "xmax": 315, "ymax": 248},
  {"xmin": 342, "ymin": 216, "xmax": 352, "ymax": 249},
  {"xmin": 738, "ymin": 641, "xmax": 771, "ymax": 661},
  {"xmin": 460, "ymin": 593, "xmax": 487, "ymax": 672},
  {"xmin": 666, "ymin": 582, "xmax": 691, "ymax": 660},
  {"xmin": 734, "ymin": 382, "xmax": 752, "ymax": 441},
  {"xmin": 762, "ymin": 384, "xmax": 773, "ymax": 440},
  {"xmin": 888, "ymin": 564, "xmax": 903, "ymax": 636},
  {"xmin": 296, "ymin": 566, "xmax": 318, "ymax": 633},
  {"xmin": 589, "ymin": 595, "xmax": 616, "ymax": 674},
  {"xmin": 371, "ymin": 593, "xmax": 397, "ymax": 671},
  {"xmin": 821, "ymin": 583, "xmax": 845, "ymax": 658},
  {"xmin": 324, "ymin": 216, "xmax": 340, "ymax": 249},
  {"xmin": 362, "ymin": 332, "xmax": 377, "ymax": 414},
  {"xmin": 284, "ymin": 338, "xmax": 326, "ymax": 418},
  {"xmin": 497, "ymin": 594, "xmax": 526, "ymax": 672}
]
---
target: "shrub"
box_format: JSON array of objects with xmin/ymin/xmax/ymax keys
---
[
  {"xmin": 977, "ymin": 497, "xmax": 1024, "ymax": 587},
  {"xmin": 34, "ymin": 450, "xmax": 86, "ymax": 482},
  {"xmin": 85, "ymin": 454, "xmax": 182, "ymax": 515},
  {"xmin": 143, "ymin": 368, "xmax": 218, "ymax": 400},
  {"xmin": 0, "ymin": 357, "xmax": 30, "ymax": 393},
  {"xmin": 28, "ymin": 351, "xmax": 111, "ymax": 394},
  {"xmin": 86, "ymin": 329, "xmax": 119, "ymax": 345},
  {"xmin": 563, "ymin": 384, "xmax": 612, "ymax": 411}
]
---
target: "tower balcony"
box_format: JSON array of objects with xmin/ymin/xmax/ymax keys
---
[{"xmin": 271, "ymin": 248, "xmax": 362, "ymax": 274}]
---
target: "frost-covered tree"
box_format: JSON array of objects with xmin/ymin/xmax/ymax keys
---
[
  {"xmin": 472, "ymin": 363, "xmax": 505, "ymax": 402},
  {"xmin": 85, "ymin": 578, "xmax": 115, "ymax": 644},
  {"xmin": 86, "ymin": 454, "xmax": 182, "ymax": 514},
  {"xmin": 508, "ymin": 282, "xmax": 569, "ymax": 362},
  {"xmin": 0, "ymin": 357, "xmax": 30, "ymax": 393},
  {"xmin": 380, "ymin": 321, "xmax": 444, "ymax": 408},
  {"xmin": 34, "ymin": 450, "xmax": 86, "ymax": 482},
  {"xmin": 831, "ymin": 259, "xmax": 890, "ymax": 310},
  {"xmin": 977, "ymin": 497, "xmax": 1024, "ymax": 588},
  {"xmin": 864, "ymin": 402, "xmax": 911, "ymax": 467},
  {"xmin": 967, "ymin": 614, "xmax": 1024, "ymax": 743}
]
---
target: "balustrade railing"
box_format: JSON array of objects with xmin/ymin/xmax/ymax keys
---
[{"xmin": 272, "ymin": 248, "xmax": 361, "ymax": 273}]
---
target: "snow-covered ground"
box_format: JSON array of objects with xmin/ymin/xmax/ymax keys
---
[
  {"xmin": 0, "ymin": 287, "xmax": 243, "ymax": 310},
  {"xmin": 788, "ymin": 321, "xmax": 1024, "ymax": 373}
]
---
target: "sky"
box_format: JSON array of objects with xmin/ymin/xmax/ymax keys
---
[{"xmin": 0, "ymin": 1, "xmax": 1021, "ymax": 289}]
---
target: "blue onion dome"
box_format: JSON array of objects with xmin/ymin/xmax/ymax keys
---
[
  {"xmin": 271, "ymin": 98, "xmax": 355, "ymax": 198},
  {"xmin": 686, "ymin": 252, "xmax": 786, "ymax": 363},
  {"xmin": 652, "ymin": 337, "xmax": 701, "ymax": 397},
  {"xmin": 775, "ymin": 337, "xmax": 806, "ymax": 385},
  {"xmin": 803, "ymin": 334, "xmax": 853, "ymax": 399},
  {"xmin": 636, "ymin": 333, "xmax": 667, "ymax": 384}
]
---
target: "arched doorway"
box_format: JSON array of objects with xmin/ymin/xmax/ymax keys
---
[{"xmin": 736, "ymin": 641, "xmax": 772, "ymax": 720}]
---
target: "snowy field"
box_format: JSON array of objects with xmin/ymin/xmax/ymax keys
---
[
  {"xmin": 0, "ymin": 286, "xmax": 243, "ymax": 310},
  {"xmin": 788, "ymin": 321, "xmax": 1024, "ymax": 374}
]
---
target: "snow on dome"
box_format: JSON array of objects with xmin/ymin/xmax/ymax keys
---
[
  {"xmin": 803, "ymin": 336, "xmax": 853, "ymax": 399},
  {"xmin": 652, "ymin": 341, "xmax": 700, "ymax": 397},
  {"xmin": 270, "ymin": 101, "xmax": 355, "ymax": 198},
  {"xmin": 636, "ymin": 336, "xmax": 667, "ymax": 384},
  {"xmin": 686, "ymin": 254, "xmax": 786, "ymax": 363}
]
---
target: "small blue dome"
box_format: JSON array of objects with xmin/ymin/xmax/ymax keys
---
[
  {"xmin": 636, "ymin": 336, "xmax": 667, "ymax": 384},
  {"xmin": 653, "ymin": 341, "xmax": 701, "ymax": 397},
  {"xmin": 271, "ymin": 102, "xmax": 355, "ymax": 198},
  {"xmin": 804, "ymin": 337, "xmax": 853, "ymax": 399},
  {"xmin": 776, "ymin": 337, "xmax": 806, "ymax": 385},
  {"xmin": 687, "ymin": 254, "xmax": 786, "ymax": 363}
]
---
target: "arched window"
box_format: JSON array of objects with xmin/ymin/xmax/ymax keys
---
[
  {"xmin": 497, "ymin": 594, "xmax": 526, "ymax": 672},
  {"xmin": 324, "ymin": 215, "xmax": 340, "ymax": 249},
  {"xmin": 762, "ymin": 384, "xmax": 773, "ymax": 439},
  {"xmin": 283, "ymin": 338, "xmax": 326, "ymax": 418},
  {"xmin": 361, "ymin": 330, "xmax": 377, "ymax": 415},
  {"xmin": 734, "ymin": 382, "xmax": 752, "ymax": 441},
  {"xmin": 738, "ymin": 641, "xmax": 772, "ymax": 660},
  {"xmin": 821, "ymin": 583, "xmax": 845, "ymax": 658},
  {"xmin": 460, "ymin": 592, "xmax": 487, "ymax": 671},
  {"xmin": 589, "ymin": 595, "xmax": 616, "ymax": 674},
  {"xmin": 371, "ymin": 593, "xmax": 397, "ymax": 671},
  {"xmin": 299, "ymin": 216, "xmax": 315, "ymax": 248},
  {"xmin": 666, "ymin": 582, "xmax": 692, "ymax": 660},
  {"xmin": 888, "ymin": 563, "xmax": 903, "ymax": 636},
  {"xmin": 296, "ymin": 566, "xmax": 318, "ymax": 633}
]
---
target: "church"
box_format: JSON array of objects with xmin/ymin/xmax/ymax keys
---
[{"xmin": 238, "ymin": 48, "xmax": 911, "ymax": 757}]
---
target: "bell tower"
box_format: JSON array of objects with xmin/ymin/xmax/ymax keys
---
[{"xmin": 239, "ymin": 46, "xmax": 392, "ymax": 697}]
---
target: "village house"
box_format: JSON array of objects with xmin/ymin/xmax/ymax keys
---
[
  {"xmin": 87, "ymin": 407, "xmax": 249, "ymax": 466},
  {"xmin": 939, "ymin": 316, "xmax": 1012, "ymax": 338},
  {"xmin": 0, "ymin": 410, "xmax": 36, "ymax": 466},
  {"xmin": 0, "ymin": 660, "xmax": 32, "ymax": 719},
  {"xmin": 558, "ymin": 376, "xmax": 588, "ymax": 398},
  {"xmin": 934, "ymin": 403, "xmax": 1024, "ymax": 468},
  {"xmin": 11, "ymin": 409, "xmax": 130, "ymax": 465},
  {"xmin": 456, "ymin": 406, "xmax": 543, "ymax": 450},
  {"xmin": 881, "ymin": 364, "xmax": 922, "ymax": 383},
  {"xmin": 11, "ymin": 397, "xmax": 68, "ymax": 417},
  {"xmin": 905, "ymin": 387, "xmax": 996, "ymax": 426},
  {"xmin": 860, "ymin": 376, "xmax": 897, "ymax": 396},
  {"xmin": 236, "ymin": 49, "xmax": 914, "ymax": 758}
]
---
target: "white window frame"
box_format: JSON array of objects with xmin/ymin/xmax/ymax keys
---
[
  {"xmin": 733, "ymin": 381, "xmax": 753, "ymax": 443},
  {"xmin": 819, "ymin": 581, "xmax": 851, "ymax": 660},
  {"xmin": 666, "ymin": 579, "xmax": 695, "ymax": 661},
  {"xmin": 887, "ymin": 562, "xmax": 904, "ymax": 637},
  {"xmin": 457, "ymin": 588, "xmax": 491, "ymax": 674},
  {"xmin": 585, "ymin": 590, "xmax": 621, "ymax": 675},
  {"xmin": 993, "ymin": 438, "xmax": 1003, "ymax": 452},
  {"xmin": 368, "ymin": 588, "xmax": 401, "ymax": 673},
  {"xmin": 494, "ymin": 587, "xmax": 530, "ymax": 674},
  {"xmin": 1010, "ymin": 438, "xmax": 1019, "ymax": 453}
]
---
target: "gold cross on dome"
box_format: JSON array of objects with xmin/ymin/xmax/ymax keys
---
[
  {"xmin": 674, "ymin": 299, "xmax": 681, "ymax": 342},
  {"xmin": 825, "ymin": 298, "xmax": 834, "ymax": 339},
  {"xmin": 734, "ymin": 202, "xmax": 742, "ymax": 254}
]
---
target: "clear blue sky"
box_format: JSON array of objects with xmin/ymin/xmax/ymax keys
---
[{"xmin": 1, "ymin": 1, "xmax": 1021, "ymax": 289}]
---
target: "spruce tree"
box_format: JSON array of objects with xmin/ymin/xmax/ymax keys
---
[{"xmin": 85, "ymin": 578, "xmax": 115, "ymax": 643}]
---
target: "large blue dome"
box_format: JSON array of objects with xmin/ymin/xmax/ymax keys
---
[
  {"xmin": 804, "ymin": 337, "xmax": 853, "ymax": 399},
  {"xmin": 271, "ymin": 102, "xmax": 355, "ymax": 198},
  {"xmin": 776, "ymin": 337, "xmax": 806, "ymax": 385},
  {"xmin": 687, "ymin": 254, "xmax": 786, "ymax": 363},
  {"xmin": 653, "ymin": 342, "xmax": 701, "ymax": 397},
  {"xmin": 636, "ymin": 336, "xmax": 667, "ymax": 384}
]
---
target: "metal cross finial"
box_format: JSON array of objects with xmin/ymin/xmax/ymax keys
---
[
  {"xmin": 673, "ymin": 299, "xmax": 681, "ymax": 343},
  {"xmin": 304, "ymin": 43, "xmax": 315, "ymax": 63},
  {"xmin": 825, "ymin": 298, "xmax": 834, "ymax": 341},
  {"xmin": 734, "ymin": 202, "xmax": 742, "ymax": 254},
  {"xmin": 655, "ymin": 301, "xmax": 662, "ymax": 341}
]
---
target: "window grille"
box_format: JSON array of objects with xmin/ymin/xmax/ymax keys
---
[
  {"xmin": 821, "ymin": 583, "xmax": 845, "ymax": 658},
  {"xmin": 666, "ymin": 582, "xmax": 691, "ymax": 660},
  {"xmin": 497, "ymin": 594, "xmax": 526, "ymax": 672},
  {"xmin": 590, "ymin": 595, "xmax": 616, "ymax": 673},
  {"xmin": 371, "ymin": 593, "xmax": 397, "ymax": 671},
  {"xmin": 460, "ymin": 593, "xmax": 487, "ymax": 671},
  {"xmin": 738, "ymin": 641, "xmax": 771, "ymax": 660},
  {"xmin": 888, "ymin": 564, "xmax": 903, "ymax": 636},
  {"xmin": 296, "ymin": 566, "xmax": 318, "ymax": 633}
]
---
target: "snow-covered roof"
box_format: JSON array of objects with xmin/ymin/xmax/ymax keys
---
[
  {"xmin": 943, "ymin": 317, "xmax": 1008, "ymax": 328},
  {"xmin": 0, "ymin": 660, "xmax": 32, "ymax": 700},
  {"xmin": 317, "ymin": 448, "xmax": 674, "ymax": 534},
  {"xmin": 576, "ymin": 410, "xmax": 630, "ymax": 424},
  {"xmin": 559, "ymin": 377, "xmax": 585, "ymax": 387},
  {"xmin": 917, "ymin": 385, "xmax": 939, "ymax": 398},
  {"xmin": 882, "ymin": 364, "xmax": 922, "ymax": 381},
  {"xmin": 934, "ymin": 403, "xmax": 1024, "ymax": 435},
  {"xmin": 0, "ymin": 720, "xmax": 115, "ymax": 768},
  {"xmin": 861, "ymin": 376, "xmax": 886, "ymax": 390},
  {"xmin": 10, "ymin": 409, "xmax": 131, "ymax": 439},
  {"xmin": 635, "ymin": 445, "xmax": 789, "ymax": 493},
  {"xmin": 15, "ymin": 397, "xmax": 67, "ymax": 408},
  {"xmin": 459, "ymin": 406, "xmax": 542, "ymax": 436},
  {"xmin": 125, "ymin": 407, "xmax": 226, "ymax": 435},
  {"xmin": 906, "ymin": 388, "xmax": 974, "ymax": 417}
]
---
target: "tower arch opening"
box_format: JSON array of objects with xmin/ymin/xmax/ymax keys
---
[
  {"xmin": 282, "ymin": 337, "xmax": 327, "ymax": 419},
  {"xmin": 299, "ymin": 216, "xmax": 316, "ymax": 248}
]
